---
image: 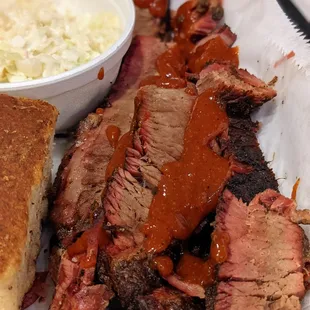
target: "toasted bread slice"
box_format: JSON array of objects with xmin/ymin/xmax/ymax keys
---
[{"xmin": 0, "ymin": 95, "xmax": 58, "ymax": 310}]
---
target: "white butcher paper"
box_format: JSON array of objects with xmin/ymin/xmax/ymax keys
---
[{"xmin": 30, "ymin": 0, "xmax": 310, "ymax": 308}]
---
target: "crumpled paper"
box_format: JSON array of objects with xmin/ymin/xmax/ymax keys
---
[
  {"xmin": 31, "ymin": 0, "xmax": 310, "ymax": 308},
  {"xmin": 221, "ymin": 0, "xmax": 310, "ymax": 307}
]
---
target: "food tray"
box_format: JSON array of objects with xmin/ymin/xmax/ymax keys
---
[{"xmin": 30, "ymin": 0, "xmax": 310, "ymax": 308}]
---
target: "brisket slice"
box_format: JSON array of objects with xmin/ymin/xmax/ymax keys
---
[
  {"xmin": 194, "ymin": 24, "xmax": 237, "ymax": 51},
  {"xmin": 190, "ymin": 117, "xmax": 278, "ymax": 306},
  {"xmin": 197, "ymin": 63, "xmax": 277, "ymax": 116},
  {"xmin": 98, "ymin": 69, "xmax": 277, "ymax": 305},
  {"xmin": 126, "ymin": 85, "xmax": 195, "ymax": 188},
  {"xmin": 50, "ymin": 36, "xmax": 167, "ymax": 247},
  {"xmin": 104, "ymin": 168, "xmax": 153, "ymax": 252},
  {"xmin": 214, "ymin": 189, "xmax": 306, "ymax": 310},
  {"xmin": 196, "ymin": 63, "xmax": 278, "ymax": 203},
  {"xmin": 96, "ymin": 87, "xmax": 195, "ymax": 306},
  {"xmin": 224, "ymin": 117, "xmax": 278, "ymax": 203},
  {"xmin": 50, "ymin": 254, "xmax": 114, "ymax": 310},
  {"xmin": 98, "ymin": 247, "xmax": 161, "ymax": 310}
]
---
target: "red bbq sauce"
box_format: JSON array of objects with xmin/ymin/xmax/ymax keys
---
[
  {"xmin": 96, "ymin": 107, "xmax": 105, "ymax": 115},
  {"xmin": 149, "ymin": 0, "xmax": 169, "ymax": 18},
  {"xmin": 291, "ymin": 178, "xmax": 301, "ymax": 201},
  {"xmin": 139, "ymin": 2, "xmax": 239, "ymax": 91},
  {"xmin": 67, "ymin": 223, "xmax": 110, "ymax": 268},
  {"xmin": 143, "ymin": 89, "xmax": 230, "ymax": 253},
  {"xmin": 106, "ymin": 125, "xmax": 121, "ymax": 148},
  {"xmin": 140, "ymin": 76, "xmax": 187, "ymax": 89},
  {"xmin": 210, "ymin": 230, "xmax": 230, "ymax": 264},
  {"xmin": 105, "ymin": 131, "xmax": 133, "ymax": 180},
  {"xmin": 98, "ymin": 67, "xmax": 105, "ymax": 80},
  {"xmin": 140, "ymin": 45, "xmax": 187, "ymax": 89},
  {"xmin": 188, "ymin": 36, "xmax": 239, "ymax": 73},
  {"xmin": 152, "ymin": 256, "xmax": 174, "ymax": 277},
  {"xmin": 172, "ymin": 1, "xmax": 199, "ymax": 57},
  {"xmin": 177, "ymin": 253, "xmax": 215, "ymax": 286},
  {"xmin": 134, "ymin": 0, "xmax": 168, "ymax": 18},
  {"xmin": 176, "ymin": 230, "xmax": 230, "ymax": 286}
]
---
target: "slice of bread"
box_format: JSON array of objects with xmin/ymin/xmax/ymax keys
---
[{"xmin": 0, "ymin": 95, "xmax": 58, "ymax": 310}]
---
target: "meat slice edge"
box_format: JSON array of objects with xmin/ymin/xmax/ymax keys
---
[{"xmin": 214, "ymin": 190, "xmax": 306, "ymax": 310}]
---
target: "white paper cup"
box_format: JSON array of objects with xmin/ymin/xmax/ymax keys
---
[{"xmin": 0, "ymin": 0, "xmax": 135, "ymax": 132}]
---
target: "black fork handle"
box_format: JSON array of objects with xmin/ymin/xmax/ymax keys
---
[{"xmin": 277, "ymin": 0, "xmax": 310, "ymax": 40}]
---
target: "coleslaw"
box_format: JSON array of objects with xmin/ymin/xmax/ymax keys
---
[{"xmin": 0, "ymin": 0, "xmax": 122, "ymax": 82}]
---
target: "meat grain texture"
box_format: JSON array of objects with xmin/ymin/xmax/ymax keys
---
[
  {"xmin": 50, "ymin": 36, "xmax": 167, "ymax": 246},
  {"xmin": 215, "ymin": 190, "xmax": 306, "ymax": 310}
]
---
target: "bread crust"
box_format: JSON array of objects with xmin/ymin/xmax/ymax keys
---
[{"xmin": 0, "ymin": 94, "xmax": 58, "ymax": 308}]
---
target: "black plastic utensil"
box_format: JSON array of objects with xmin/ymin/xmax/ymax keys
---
[{"xmin": 277, "ymin": 0, "xmax": 310, "ymax": 40}]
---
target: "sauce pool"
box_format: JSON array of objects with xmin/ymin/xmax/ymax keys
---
[
  {"xmin": 67, "ymin": 223, "xmax": 110, "ymax": 258},
  {"xmin": 134, "ymin": 0, "xmax": 168, "ymax": 18},
  {"xmin": 188, "ymin": 36, "xmax": 239, "ymax": 73},
  {"xmin": 106, "ymin": 125, "xmax": 121, "ymax": 148},
  {"xmin": 140, "ymin": 45, "xmax": 187, "ymax": 89},
  {"xmin": 176, "ymin": 230, "xmax": 230, "ymax": 286},
  {"xmin": 177, "ymin": 253, "xmax": 215, "ymax": 286},
  {"xmin": 152, "ymin": 256, "xmax": 174, "ymax": 277}
]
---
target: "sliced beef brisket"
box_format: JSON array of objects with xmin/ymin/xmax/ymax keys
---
[
  {"xmin": 96, "ymin": 87, "xmax": 195, "ymax": 306},
  {"xmin": 104, "ymin": 168, "xmax": 152, "ymax": 231},
  {"xmin": 104, "ymin": 168, "xmax": 153, "ymax": 253},
  {"xmin": 50, "ymin": 254, "xmax": 114, "ymax": 310},
  {"xmin": 196, "ymin": 62, "xmax": 278, "ymax": 203},
  {"xmin": 98, "ymin": 70, "xmax": 277, "ymax": 306},
  {"xmin": 224, "ymin": 118, "xmax": 278, "ymax": 203},
  {"xmin": 105, "ymin": 248, "xmax": 161, "ymax": 308},
  {"xmin": 197, "ymin": 63, "xmax": 277, "ymax": 116},
  {"xmin": 194, "ymin": 24, "xmax": 237, "ymax": 52},
  {"xmin": 126, "ymin": 85, "xmax": 195, "ymax": 188},
  {"xmin": 214, "ymin": 189, "xmax": 306, "ymax": 309},
  {"xmin": 50, "ymin": 36, "xmax": 167, "ymax": 247},
  {"xmin": 50, "ymin": 17, "xmax": 281, "ymax": 309}
]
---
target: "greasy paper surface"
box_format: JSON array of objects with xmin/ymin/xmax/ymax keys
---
[{"xmin": 31, "ymin": 0, "xmax": 310, "ymax": 308}]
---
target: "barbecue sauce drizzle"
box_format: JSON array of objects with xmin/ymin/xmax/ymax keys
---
[
  {"xmin": 134, "ymin": 0, "xmax": 169, "ymax": 18},
  {"xmin": 137, "ymin": 1, "xmax": 239, "ymax": 286},
  {"xmin": 176, "ymin": 230, "xmax": 230, "ymax": 286},
  {"xmin": 105, "ymin": 131, "xmax": 133, "ymax": 181},
  {"xmin": 139, "ymin": 1, "xmax": 238, "ymax": 91},
  {"xmin": 188, "ymin": 36, "xmax": 239, "ymax": 73},
  {"xmin": 291, "ymin": 178, "xmax": 301, "ymax": 201},
  {"xmin": 143, "ymin": 89, "xmax": 230, "ymax": 253},
  {"xmin": 106, "ymin": 125, "xmax": 121, "ymax": 148}
]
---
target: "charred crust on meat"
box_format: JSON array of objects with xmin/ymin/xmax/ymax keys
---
[
  {"xmin": 109, "ymin": 256, "xmax": 162, "ymax": 308},
  {"xmin": 205, "ymin": 284, "xmax": 217, "ymax": 309},
  {"xmin": 211, "ymin": 6, "xmax": 224, "ymax": 21},
  {"xmin": 158, "ymin": 1, "xmax": 174, "ymax": 42},
  {"xmin": 196, "ymin": 0, "xmax": 209, "ymax": 14}
]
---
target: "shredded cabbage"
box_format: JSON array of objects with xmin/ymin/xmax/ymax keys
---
[{"xmin": 0, "ymin": 0, "xmax": 122, "ymax": 82}]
